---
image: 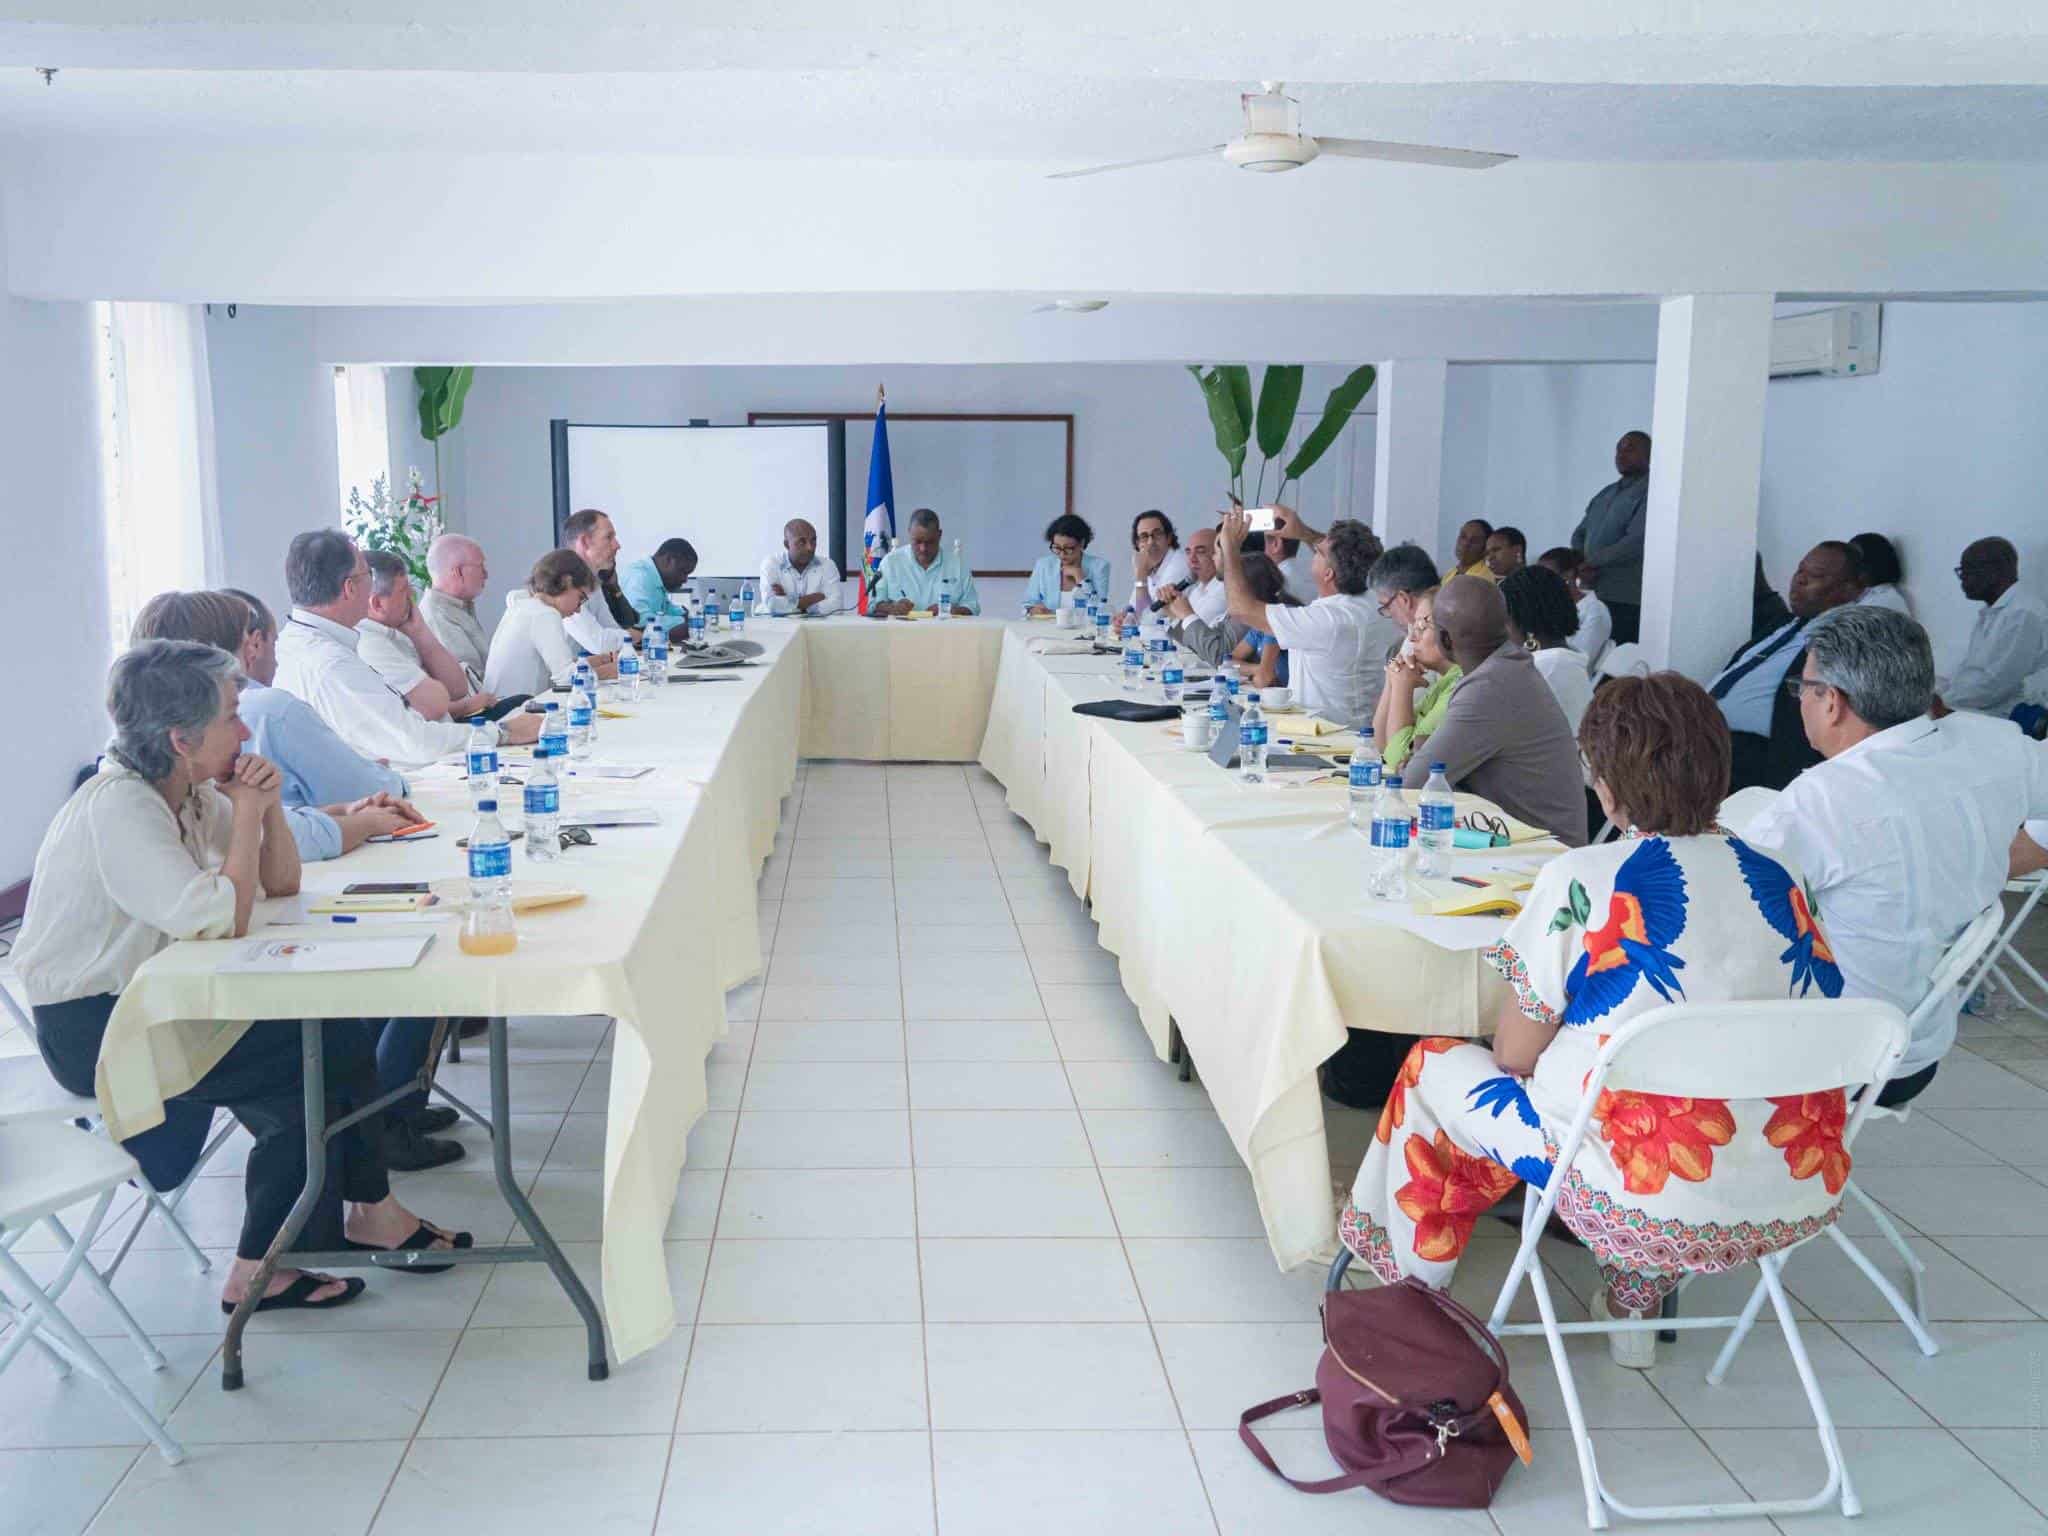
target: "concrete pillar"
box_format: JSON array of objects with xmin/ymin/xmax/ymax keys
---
[
  {"xmin": 1640, "ymin": 294, "xmax": 1774, "ymax": 679},
  {"xmin": 1371, "ymin": 358, "xmax": 1447, "ymax": 554}
]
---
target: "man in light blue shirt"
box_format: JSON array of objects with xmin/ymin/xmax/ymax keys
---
[
  {"xmin": 871, "ymin": 508, "xmax": 980, "ymax": 616},
  {"xmin": 617, "ymin": 538, "xmax": 698, "ymax": 638}
]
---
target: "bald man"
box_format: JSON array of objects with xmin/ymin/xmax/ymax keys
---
[
  {"xmin": 1406, "ymin": 575, "xmax": 1587, "ymax": 845},
  {"xmin": 420, "ymin": 533, "xmax": 492, "ymax": 681},
  {"xmin": 760, "ymin": 518, "xmax": 842, "ymax": 615}
]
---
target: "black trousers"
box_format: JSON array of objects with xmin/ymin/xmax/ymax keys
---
[
  {"xmin": 1605, "ymin": 600, "xmax": 1641, "ymax": 646},
  {"xmin": 1876, "ymin": 1061, "xmax": 1939, "ymax": 1109},
  {"xmin": 34, "ymin": 996, "xmax": 392, "ymax": 1262}
]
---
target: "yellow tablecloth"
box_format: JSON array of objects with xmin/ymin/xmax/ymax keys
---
[
  {"xmin": 977, "ymin": 626, "xmax": 1521, "ymax": 1268},
  {"xmin": 796, "ymin": 613, "xmax": 1006, "ymax": 761}
]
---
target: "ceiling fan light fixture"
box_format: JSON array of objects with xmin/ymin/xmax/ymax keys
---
[{"xmin": 1222, "ymin": 134, "xmax": 1319, "ymax": 173}]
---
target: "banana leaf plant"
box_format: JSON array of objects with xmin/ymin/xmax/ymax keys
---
[
  {"xmin": 414, "ymin": 365, "xmax": 476, "ymax": 511},
  {"xmin": 1186, "ymin": 363, "xmax": 1376, "ymax": 509}
]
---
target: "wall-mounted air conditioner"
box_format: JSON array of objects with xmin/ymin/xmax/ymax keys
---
[{"xmin": 1769, "ymin": 303, "xmax": 1881, "ymax": 379}]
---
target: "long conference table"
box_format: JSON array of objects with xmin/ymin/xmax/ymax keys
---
[{"xmin": 93, "ymin": 614, "xmax": 1515, "ymax": 1378}]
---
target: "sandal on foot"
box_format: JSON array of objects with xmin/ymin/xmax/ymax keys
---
[
  {"xmin": 220, "ymin": 1273, "xmax": 365, "ymax": 1315},
  {"xmin": 346, "ymin": 1222, "xmax": 473, "ymax": 1275}
]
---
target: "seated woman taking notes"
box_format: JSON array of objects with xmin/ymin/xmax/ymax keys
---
[
  {"xmin": 485, "ymin": 549, "xmax": 618, "ymax": 698},
  {"xmin": 1375, "ymin": 588, "xmax": 1460, "ymax": 774},
  {"xmin": 12, "ymin": 640, "xmax": 469, "ymax": 1315},
  {"xmin": 1022, "ymin": 513, "xmax": 1112, "ymax": 616},
  {"xmin": 1339, "ymin": 674, "xmax": 1852, "ymax": 1368}
]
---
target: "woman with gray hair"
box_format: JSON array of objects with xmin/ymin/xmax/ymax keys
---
[{"xmin": 13, "ymin": 640, "xmax": 469, "ymax": 1315}]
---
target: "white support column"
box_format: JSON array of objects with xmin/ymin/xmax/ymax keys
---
[
  {"xmin": 1371, "ymin": 358, "xmax": 1447, "ymax": 553},
  {"xmin": 1640, "ymin": 294, "xmax": 1774, "ymax": 679}
]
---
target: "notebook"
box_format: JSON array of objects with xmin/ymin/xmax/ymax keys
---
[
  {"xmin": 1408, "ymin": 874, "xmax": 1535, "ymax": 919},
  {"xmin": 219, "ymin": 934, "xmax": 436, "ymax": 973}
]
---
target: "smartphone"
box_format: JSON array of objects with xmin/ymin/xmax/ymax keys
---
[
  {"xmin": 1245, "ymin": 506, "xmax": 1279, "ymax": 533},
  {"xmin": 342, "ymin": 881, "xmax": 432, "ymax": 896},
  {"xmin": 365, "ymin": 831, "xmax": 438, "ymax": 844}
]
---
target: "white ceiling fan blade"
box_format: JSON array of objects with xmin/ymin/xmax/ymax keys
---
[
  {"xmin": 1046, "ymin": 145, "xmax": 1225, "ymax": 181},
  {"xmin": 1314, "ymin": 137, "xmax": 1515, "ymax": 170}
]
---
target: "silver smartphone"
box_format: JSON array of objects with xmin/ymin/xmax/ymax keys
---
[{"xmin": 1245, "ymin": 506, "xmax": 1278, "ymax": 533}]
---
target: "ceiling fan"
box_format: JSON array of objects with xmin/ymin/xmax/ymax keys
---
[{"xmin": 1048, "ymin": 82, "xmax": 1514, "ymax": 180}]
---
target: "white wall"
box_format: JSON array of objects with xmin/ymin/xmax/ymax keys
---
[{"xmin": 0, "ymin": 210, "xmax": 111, "ymax": 882}]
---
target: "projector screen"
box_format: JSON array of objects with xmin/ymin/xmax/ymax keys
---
[{"xmin": 553, "ymin": 423, "xmax": 838, "ymax": 583}]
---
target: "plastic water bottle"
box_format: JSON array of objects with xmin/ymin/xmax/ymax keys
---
[
  {"xmin": 538, "ymin": 698, "xmax": 567, "ymax": 763},
  {"xmin": 936, "ymin": 576, "xmax": 953, "ymax": 621},
  {"xmin": 1120, "ymin": 624, "xmax": 1144, "ymax": 693},
  {"xmin": 1347, "ymin": 728, "xmax": 1383, "ymax": 831},
  {"xmin": 465, "ymin": 717, "xmax": 498, "ymax": 812},
  {"xmin": 617, "ymin": 638, "xmax": 641, "ymax": 701},
  {"xmin": 1238, "ymin": 690, "xmax": 1269, "ymax": 784},
  {"xmin": 1207, "ymin": 677, "xmax": 1229, "ymax": 730},
  {"xmin": 729, "ymin": 587, "xmax": 746, "ymax": 633},
  {"xmin": 568, "ymin": 681, "xmax": 595, "ymax": 761},
  {"xmin": 1161, "ymin": 648, "xmax": 1184, "ymax": 705},
  {"xmin": 1220, "ymin": 669, "xmax": 1241, "ymax": 704},
  {"xmin": 643, "ymin": 618, "xmax": 668, "ymax": 687},
  {"xmin": 1417, "ymin": 762, "xmax": 1456, "ymax": 879},
  {"xmin": 460, "ymin": 799, "xmax": 517, "ymax": 955},
  {"xmin": 704, "ymin": 589, "xmax": 720, "ymax": 632},
  {"xmin": 1093, "ymin": 604, "xmax": 1110, "ymax": 646},
  {"xmin": 1148, "ymin": 624, "xmax": 1172, "ymax": 689},
  {"xmin": 1368, "ymin": 777, "xmax": 1411, "ymax": 900},
  {"xmin": 688, "ymin": 602, "xmax": 706, "ymax": 646},
  {"xmin": 523, "ymin": 743, "xmax": 561, "ymax": 864},
  {"xmin": 740, "ymin": 582, "xmax": 755, "ymax": 625}
]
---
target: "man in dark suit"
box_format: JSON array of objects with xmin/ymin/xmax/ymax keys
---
[{"xmin": 1708, "ymin": 541, "xmax": 1865, "ymax": 791}]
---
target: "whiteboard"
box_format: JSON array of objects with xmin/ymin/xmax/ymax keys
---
[
  {"xmin": 559, "ymin": 424, "xmax": 834, "ymax": 581},
  {"xmin": 840, "ymin": 417, "xmax": 1068, "ymax": 573}
]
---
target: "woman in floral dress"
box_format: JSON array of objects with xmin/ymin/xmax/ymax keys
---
[{"xmin": 1341, "ymin": 673, "xmax": 1854, "ymax": 1366}]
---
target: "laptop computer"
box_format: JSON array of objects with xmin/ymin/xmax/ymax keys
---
[{"xmin": 1206, "ymin": 698, "xmax": 1338, "ymax": 773}]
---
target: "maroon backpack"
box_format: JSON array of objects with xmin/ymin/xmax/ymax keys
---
[{"xmin": 1239, "ymin": 1277, "xmax": 1532, "ymax": 1509}]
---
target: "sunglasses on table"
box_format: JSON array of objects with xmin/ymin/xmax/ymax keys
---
[{"xmin": 455, "ymin": 827, "xmax": 595, "ymax": 851}]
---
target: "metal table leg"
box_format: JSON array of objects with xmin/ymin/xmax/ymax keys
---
[{"xmin": 221, "ymin": 1017, "xmax": 608, "ymax": 1391}]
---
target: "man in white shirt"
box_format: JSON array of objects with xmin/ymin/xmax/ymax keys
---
[
  {"xmin": 1182, "ymin": 526, "xmax": 1226, "ymax": 625},
  {"xmin": 357, "ymin": 549, "xmax": 496, "ymax": 719},
  {"xmin": 420, "ymin": 533, "xmax": 492, "ymax": 680},
  {"xmin": 274, "ymin": 530, "xmax": 539, "ymax": 768},
  {"xmin": 1218, "ymin": 505, "xmax": 1398, "ymax": 728},
  {"xmin": 1121, "ymin": 509, "xmax": 1191, "ymax": 626},
  {"xmin": 560, "ymin": 508, "xmax": 632, "ymax": 657},
  {"xmin": 1750, "ymin": 605, "xmax": 2048, "ymax": 1103},
  {"xmin": 1933, "ymin": 537, "xmax": 2048, "ymax": 720},
  {"xmin": 1264, "ymin": 529, "xmax": 1319, "ymax": 605},
  {"xmin": 760, "ymin": 518, "xmax": 842, "ymax": 615}
]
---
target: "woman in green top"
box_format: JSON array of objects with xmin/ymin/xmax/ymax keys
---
[{"xmin": 1374, "ymin": 587, "xmax": 1462, "ymax": 773}]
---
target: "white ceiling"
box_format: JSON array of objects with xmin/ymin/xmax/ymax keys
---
[{"xmin": 3, "ymin": 72, "xmax": 2048, "ymax": 161}]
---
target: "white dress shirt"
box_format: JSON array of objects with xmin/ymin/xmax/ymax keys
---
[
  {"xmin": 1857, "ymin": 583, "xmax": 1912, "ymax": 617},
  {"xmin": 1262, "ymin": 592, "xmax": 1400, "ymax": 728},
  {"xmin": 563, "ymin": 588, "xmax": 629, "ymax": 656},
  {"xmin": 1277, "ymin": 547, "xmax": 1319, "ymax": 605},
  {"xmin": 13, "ymin": 766, "xmax": 239, "ymax": 1006},
  {"xmin": 1945, "ymin": 584, "xmax": 2048, "ymax": 718},
  {"xmin": 1186, "ymin": 575, "xmax": 1227, "ymax": 626},
  {"xmin": 485, "ymin": 590, "xmax": 582, "ymax": 698},
  {"xmin": 758, "ymin": 552, "xmax": 843, "ymax": 615},
  {"xmin": 1131, "ymin": 547, "xmax": 1192, "ymax": 611},
  {"xmin": 1532, "ymin": 645, "xmax": 1595, "ymax": 737},
  {"xmin": 1708, "ymin": 617, "xmax": 1809, "ymax": 737},
  {"xmin": 274, "ymin": 608, "xmax": 474, "ymax": 768},
  {"xmin": 354, "ymin": 617, "xmax": 429, "ymax": 695},
  {"xmin": 1749, "ymin": 712, "xmax": 2048, "ymax": 1077},
  {"xmin": 1570, "ymin": 591, "xmax": 1613, "ymax": 667}
]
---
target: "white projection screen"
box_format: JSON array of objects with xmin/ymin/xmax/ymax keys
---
[{"xmin": 555, "ymin": 423, "xmax": 836, "ymax": 581}]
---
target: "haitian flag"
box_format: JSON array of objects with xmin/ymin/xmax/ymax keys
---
[{"xmin": 858, "ymin": 398, "xmax": 894, "ymax": 615}]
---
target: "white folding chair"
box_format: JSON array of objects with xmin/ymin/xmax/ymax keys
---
[
  {"xmin": 1965, "ymin": 871, "xmax": 2048, "ymax": 1023},
  {"xmin": 0, "ymin": 1119, "xmax": 187, "ymax": 1464},
  {"xmin": 1487, "ymin": 997, "xmax": 1907, "ymax": 1528}
]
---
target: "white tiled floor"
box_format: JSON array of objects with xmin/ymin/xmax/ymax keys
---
[{"xmin": 7, "ymin": 759, "xmax": 2048, "ymax": 1532}]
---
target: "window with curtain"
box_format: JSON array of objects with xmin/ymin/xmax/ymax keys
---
[
  {"xmin": 95, "ymin": 301, "xmax": 224, "ymax": 654},
  {"xmin": 333, "ymin": 363, "xmax": 390, "ymax": 516}
]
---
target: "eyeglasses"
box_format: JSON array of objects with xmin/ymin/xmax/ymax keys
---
[
  {"xmin": 557, "ymin": 826, "xmax": 595, "ymax": 850},
  {"xmin": 1456, "ymin": 811, "xmax": 1511, "ymax": 847},
  {"xmin": 1050, "ymin": 541, "xmax": 1084, "ymax": 557},
  {"xmin": 1376, "ymin": 595, "xmax": 1398, "ymax": 618},
  {"xmin": 1783, "ymin": 677, "xmax": 1832, "ymax": 700}
]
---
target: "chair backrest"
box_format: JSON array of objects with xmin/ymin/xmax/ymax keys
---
[
  {"xmin": 1596, "ymin": 641, "xmax": 1651, "ymax": 682},
  {"xmin": 1589, "ymin": 997, "xmax": 1907, "ymax": 1104},
  {"xmin": 1911, "ymin": 901, "xmax": 2005, "ymax": 1032},
  {"xmin": 1715, "ymin": 785, "xmax": 1782, "ymax": 841}
]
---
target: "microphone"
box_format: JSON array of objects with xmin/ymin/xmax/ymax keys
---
[{"xmin": 1148, "ymin": 580, "xmax": 1191, "ymax": 614}]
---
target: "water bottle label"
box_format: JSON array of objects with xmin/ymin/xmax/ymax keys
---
[
  {"xmin": 1421, "ymin": 803, "xmax": 1457, "ymax": 832},
  {"xmin": 620, "ymin": 656, "xmax": 639, "ymax": 675},
  {"xmin": 1124, "ymin": 647, "xmax": 1142, "ymax": 666},
  {"xmin": 1348, "ymin": 759, "xmax": 1381, "ymax": 790},
  {"xmin": 468, "ymin": 842, "xmax": 513, "ymax": 880},
  {"xmin": 1208, "ymin": 697, "xmax": 1227, "ymax": 721},
  {"xmin": 1372, "ymin": 819, "xmax": 1411, "ymax": 850},
  {"xmin": 1239, "ymin": 724, "xmax": 1268, "ymax": 748},
  {"xmin": 523, "ymin": 783, "xmax": 560, "ymax": 817},
  {"xmin": 467, "ymin": 749, "xmax": 497, "ymax": 779},
  {"xmin": 570, "ymin": 704, "xmax": 593, "ymax": 728},
  {"xmin": 1163, "ymin": 667, "xmax": 1183, "ymax": 685}
]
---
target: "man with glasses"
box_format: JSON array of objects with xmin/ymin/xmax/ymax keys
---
[
  {"xmin": 421, "ymin": 533, "xmax": 493, "ymax": 680},
  {"xmin": 1120, "ymin": 509, "xmax": 1190, "ymax": 628},
  {"xmin": 1705, "ymin": 540, "xmax": 1864, "ymax": 791},
  {"xmin": 1932, "ymin": 537, "xmax": 2048, "ymax": 720},
  {"xmin": 1366, "ymin": 542, "xmax": 1441, "ymax": 663}
]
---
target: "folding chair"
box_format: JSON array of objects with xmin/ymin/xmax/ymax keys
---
[
  {"xmin": 1965, "ymin": 871, "xmax": 2048, "ymax": 1024},
  {"xmin": 0, "ymin": 1119, "xmax": 187, "ymax": 1464},
  {"xmin": 1486, "ymin": 997, "xmax": 1907, "ymax": 1527}
]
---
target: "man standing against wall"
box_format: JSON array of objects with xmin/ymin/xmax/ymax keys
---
[{"xmin": 1571, "ymin": 430, "xmax": 1652, "ymax": 645}]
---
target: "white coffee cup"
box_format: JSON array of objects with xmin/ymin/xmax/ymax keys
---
[
  {"xmin": 1258, "ymin": 686, "xmax": 1293, "ymax": 711},
  {"xmin": 1056, "ymin": 604, "xmax": 1082, "ymax": 629},
  {"xmin": 769, "ymin": 592, "xmax": 791, "ymax": 617},
  {"xmin": 1181, "ymin": 713, "xmax": 1216, "ymax": 751}
]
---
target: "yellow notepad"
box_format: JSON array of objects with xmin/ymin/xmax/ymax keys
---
[
  {"xmin": 308, "ymin": 893, "xmax": 438, "ymax": 914},
  {"xmin": 1409, "ymin": 875, "xmax": 1531, "ymax": 918}
]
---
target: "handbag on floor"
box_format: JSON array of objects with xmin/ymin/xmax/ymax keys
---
[{"xmin": 1239, "ymin": 1278, "xmax": 1532, "ymax": 1509}]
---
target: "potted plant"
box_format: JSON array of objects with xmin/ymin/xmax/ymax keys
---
[
  {"xmin": 342, "ymin": 468, "xmax": 444, "ymax": 587},
  {"xmin": 1187, "ymin": 363, "xmax": 1377, "ymax": 508}
]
